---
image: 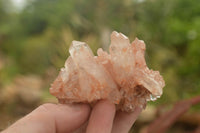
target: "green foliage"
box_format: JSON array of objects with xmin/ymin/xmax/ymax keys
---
[{"xmin": 0, "ymin": 0, "xmax": 200, "ymax": 104}]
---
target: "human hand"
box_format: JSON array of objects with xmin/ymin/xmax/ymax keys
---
[{"xmin": 2, "ymin": 100, "xmax": 142, "ymax": 133}]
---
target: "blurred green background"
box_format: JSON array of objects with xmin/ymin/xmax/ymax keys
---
[{"xmin": 0, "ymin": 0, "xmax": 200, "ymax": 132}]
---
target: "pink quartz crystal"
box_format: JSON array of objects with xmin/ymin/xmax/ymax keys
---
[{"xmin": 50, "ymin": 31, "xmax": 165, "ymax": 112}]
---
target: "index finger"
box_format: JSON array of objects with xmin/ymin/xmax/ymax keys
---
[{"xmin": 86, "ymin": 100, "xmax": 116, "ymax": 133}]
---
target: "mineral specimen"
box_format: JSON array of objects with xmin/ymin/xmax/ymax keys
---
[{"xmin": 50, "ymin": 31, "xmax": 165, "ymax": 112}]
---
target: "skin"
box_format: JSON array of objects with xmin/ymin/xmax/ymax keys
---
[{"xmin": 2, "ymin": 100, "xmax": 142, "ymax": 133}]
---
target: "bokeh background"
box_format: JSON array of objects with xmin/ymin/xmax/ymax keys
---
[{"xmin": 0, "ymin": 0, "xmax": 200, "ymax": 132}]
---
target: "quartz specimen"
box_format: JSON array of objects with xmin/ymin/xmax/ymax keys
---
[{"xmin": 50, "ymin": 31, "xmax": 165, "ymax": 112}]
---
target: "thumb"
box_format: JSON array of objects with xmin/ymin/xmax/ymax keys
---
[{"xmin": 3, "ymin": 103, "xmax": 91, "ymax": 133}]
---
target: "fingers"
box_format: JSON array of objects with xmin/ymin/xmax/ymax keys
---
[
  {"xmin": 111, "ymin": 107, "xmax": 142, "ymax": 133},
  {"xmin": 2, "ymin": 103, "xmax": 91, "ymax": 133},
  {"xmin": 86, "ymin": 100, "xmax": 116, "ymax": 133},
  {"xmin": 2, "ymin": 101, "xmax": 141, "ymax": 133}
]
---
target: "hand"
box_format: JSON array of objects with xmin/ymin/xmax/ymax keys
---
[{"xmin": 2, "ymin": 100, "xmax": 142, "ymax": 133}]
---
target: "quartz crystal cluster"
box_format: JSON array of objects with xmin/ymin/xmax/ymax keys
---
[{"xmin": 50, "ymin": 31, "xmax": 165, "ymax": 112}]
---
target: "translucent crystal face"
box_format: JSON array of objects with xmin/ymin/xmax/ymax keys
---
[
  {"xmin": 50, "ymin": 31, "xmax": 165, "ymax": 112},
  {"xmin": 69, "ymin": 41, "xmax": 94, "ymax": 58}
]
